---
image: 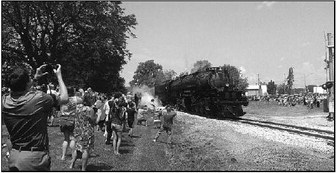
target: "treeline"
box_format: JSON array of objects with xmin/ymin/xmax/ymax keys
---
[{"xmin": 2, "ymin": 1, "xmax": 137, "ymax": 94}]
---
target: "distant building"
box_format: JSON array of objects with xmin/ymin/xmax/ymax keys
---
[
  {"xmin": 245, "ymin": 84, "xmax": 268, "ymax": 97},
  {"xmin": 307, "ymin": 85, "xmax": 317, "ymax": 93},
  {"xmin": 313, "ymin": 86, "xmax": 327, "ymax": 94}
]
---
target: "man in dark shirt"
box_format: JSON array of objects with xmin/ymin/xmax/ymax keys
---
[
  {"xmin": 126, "ymin": 100, "xmax": 137, "ymax": 136},
  {"xmin": 134, "ymin": 93, "xmax": 139, "ymax": 109},
  {"xmin": 1, "ymin": 64, "xmax": 68, "ymax": 171},
  {"xmin": 153, "ymin": 105, "xmax": 177, "ymax": 144}
]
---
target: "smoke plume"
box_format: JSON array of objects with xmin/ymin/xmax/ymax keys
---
[{"xmin": 131, "ymin": 85, "xmax": 162, "ymax": 108}]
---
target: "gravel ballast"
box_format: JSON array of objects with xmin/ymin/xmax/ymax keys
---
[{"xmin": 168, "ymin": 111, "xmax": 334, "ymax": 171}]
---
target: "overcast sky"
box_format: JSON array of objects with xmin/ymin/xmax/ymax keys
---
[{"xmin": 120, "ymin": 2, "xmax": 334, "ymax": 88}]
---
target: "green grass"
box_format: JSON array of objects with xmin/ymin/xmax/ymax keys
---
[{"xmin": 244, "ymin": 101, "xmax": 326, "ymax": 117}]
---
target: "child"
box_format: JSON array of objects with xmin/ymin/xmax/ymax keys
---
[{"xmin": 153, "ymin": 106, "xmax": 177, "ymax": 144}]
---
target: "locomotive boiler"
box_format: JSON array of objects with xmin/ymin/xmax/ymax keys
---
[{"xmin": 154, "ymin": 67, "xmax": 248, "ymax": 118}]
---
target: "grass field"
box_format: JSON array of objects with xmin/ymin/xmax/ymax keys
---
[{"xmin": 244, "ymin": 100, "xmax": 326, "ymax": 117}]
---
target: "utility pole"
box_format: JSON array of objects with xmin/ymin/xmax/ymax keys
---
[
  {"xmin": 283, "ymin": 73, "xmax": 286, "ymax": 94},
  {"xmin": 257, "ymin": 73, "xmax": 261, "ymax": 97},
  {"xmin": 304, "ymin": 74, "xmax": 306, "ymax": 91},
  {"xmin": 325, "ymin": 33, "xmax": 334, "ymax": 119}
]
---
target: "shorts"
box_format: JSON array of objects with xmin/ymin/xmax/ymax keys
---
[
  {"xmin": 111, "ymin": 123, "xmax": 123, "ymax": 132},
  {"xmin": 8, "ymin": 149, "xmax": 50, "ymax": 171},
  {"xmin": 59, "ymin": 117, "xmax": 75, "ymax": 132},
  {"xmin": 60, "ymin": 124, "xmax": 75, "ymax": 133}
]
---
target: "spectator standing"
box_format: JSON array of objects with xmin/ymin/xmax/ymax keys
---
[
  {"xmin": 150, "ymin": 98, "xmax": 156, "ymax": 111},
  {"xmin": 134, "ymin": 93, "xmax": 139, "ymax": 109},
  {"xmin": 103, "ymin": 95, "xmax": 114, "ymax": 144},
  {"xmin": 1, "ymin": 64, "xmax": 68, "ymax": 171},
  {"xmin": 95, "ymin": 96, "xmax": 107, "ymax": 131},
  {"xmin": 47, "ymin": 83, "xmax": 59, "ymax": 126},
  {"xmin": 153, "ymin": 106, "xmax": 177, "ymax": 144},
  {"xmin": 126, "ymin": 100, "xmax": 137, "ymax": 137},
  {"xmin": 107, "ymin": 93, "xmax": 125, "ymax": 155},
  {"xmin": 137, "ymin": 106, "xmax": 148, "ymax": 126},
  {"xmin": 78, "ymin": 88, "xmax": 85, "ymax": 98},
  {"xmin": 85, "ymin": 88, "xmax": 96, "ymax": 107},
  {"xmin": 59, "ymin": 87, "xmax": 81, "ymax": 160},
  {"xmin": 69, "ymin": 96, "xmax": 95, "ymax": 171},
  {"xmin": 120, "ymin": 94, "xmax": 128, "ymax": 132},
  {"xmin": 148, "ymin": 98, "xmax": 156, "ymax": 126}
]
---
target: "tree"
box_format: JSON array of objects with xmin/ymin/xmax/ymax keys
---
[
  {"xmin": 286, "ymin": 67, "xmax": 294, "ymax": 94},
  {"xmin": 220, "ymin": 64, "xmax": 249, "ymax": 91},
  {"xmin": 1, "ymin": 1, "xmax": 137, "ymax": 93},
  {"xmin": 162, "ymin": 69, "xmax": 177, "ymax": 81},
  {"xmin": 267, "ymin": 80, "xmax": 277, "ymax": 95},
  {"xmin": 190, "ymin": 60, "xmax": 212, "ymax": 73},
  {"xmin": 277, "ymin": 83, "xmax": 287, "ymax": 95},
  {"xmin": 129, "ymin": 60, "xmax": 163, "ymax": 88}
]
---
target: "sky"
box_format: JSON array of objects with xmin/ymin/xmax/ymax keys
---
[{"xmin": 120, "ymin": 1, "xmax": 334, "ymax": 88}]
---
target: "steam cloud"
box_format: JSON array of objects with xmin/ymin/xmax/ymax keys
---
[{"xmin": 131, "ymin": 85, "xmax": 163, "ymax": 108}]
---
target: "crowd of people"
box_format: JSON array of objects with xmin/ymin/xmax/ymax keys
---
[
  {"xmin": 249, "ymin": 93, "xmax": 327, "ymax": 109},
  {"xmin": 1, "ymin": 64, "xmax": 177, "ymax": 171}
]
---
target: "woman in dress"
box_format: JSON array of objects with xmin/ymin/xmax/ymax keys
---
[{"xmin": 69, "ymin": 94, "xmax": 95, "ymax": 171}]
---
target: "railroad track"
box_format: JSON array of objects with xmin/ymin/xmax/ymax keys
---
[{"xmin": 234, "ymin": 118, "xmax": 335, "ymax": 141}]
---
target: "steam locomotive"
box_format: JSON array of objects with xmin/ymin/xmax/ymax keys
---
[{"xmin": 154, "ymin": 67, "xmax": 248, "ymax": 118}]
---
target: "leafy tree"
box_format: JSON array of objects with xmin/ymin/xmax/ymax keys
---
[
  {"xmin": 1, "ymin": 1, "xmax": 137, "ymax": 93},
  {"xmin": 286, "ymin": 67, "xmax": 294, "ymax": 94},
  {"xmin": 129, "ymin": 60, "xmax": 163, "ymax": 88},
  {"xmin": 190, "ymin": 60, "xmax": 212, "ymax": 73},
  {"xmin": 163, "ymin": 69, "xmax": 177, "ymax": 81},
  {"xmin": 277, "ymin": 83, "xmax": 287, "ymax": 95},
  {"xmin": 152, "ymin": 69, "xmax": 177, "ymax": 86},
  {"xmin": 220, "ymin": 64, "xmax": 249, "ymax": 91},
  {"xmin": 267, "ymin": 80, "xmax": 277, "ymax": 95}
]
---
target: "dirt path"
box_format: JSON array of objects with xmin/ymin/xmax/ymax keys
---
[
  {"xmin": 84, "ymin": 123, "xmax": 171, "ymax": 171},
  {"xmin": 126, "ymin": 125, "xmax": 170, "ymax": 171}
]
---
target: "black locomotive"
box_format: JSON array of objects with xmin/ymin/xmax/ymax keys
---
[{"xmin": 154, "ymin": 67, "xmax": 248, "ymax": 118}]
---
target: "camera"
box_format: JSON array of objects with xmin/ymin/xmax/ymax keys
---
[
  {"xmin": 43, "ymin": 64, "xmax": 57, "ymax": 75},
  {"xmin": 36, "ymin": 63, "xmax": 58, "ymax": 85}
]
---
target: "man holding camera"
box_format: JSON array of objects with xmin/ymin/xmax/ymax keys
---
[{"xmin": 1, "ymin": 64, "xmax": 68, "ymax": 171}]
